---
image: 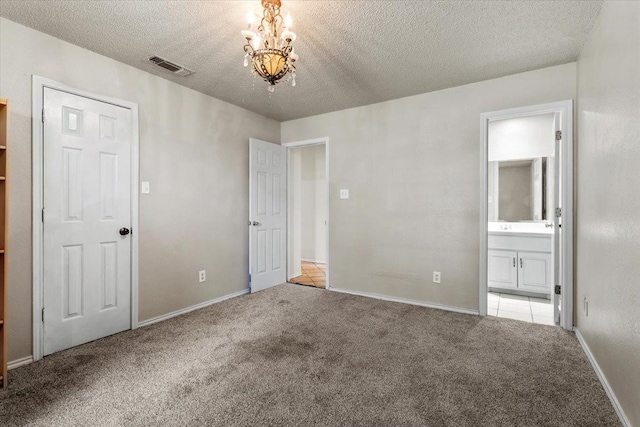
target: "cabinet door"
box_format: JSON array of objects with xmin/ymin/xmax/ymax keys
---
[
  {"xmin": 517, "ymin": 251, "xmax": 551, "ymax": 294},
  {"xmin": 488, "ymin": 250, "xmax": 518, "ymax": 289}
]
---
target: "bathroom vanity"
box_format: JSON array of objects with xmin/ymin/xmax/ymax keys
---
[{"xmin": 487, "ymin": 223, "xmax": 552, "ymax": 298}]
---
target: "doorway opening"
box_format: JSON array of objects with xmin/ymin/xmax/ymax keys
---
[
  {"xmin": 283, "ymin": 139, "xmax": 329, "ymax": 289},
  {"xmin": 480, "ymin": 101, "xmax": 573, "ymax": 330}
]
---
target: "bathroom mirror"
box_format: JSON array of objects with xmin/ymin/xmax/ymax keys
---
[{"xmin": 488, "ymin": 157, "xmax": 552, "ymax": 222}]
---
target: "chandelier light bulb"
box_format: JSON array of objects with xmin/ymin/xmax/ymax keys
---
[
  {"xmin": 284, "ymin": 13, "xmax": 293, "ymax": 28},
  {"xmin": 243, "ymin": 54, "xmax": 249, "ymax": 67},
  {"xmin": 247, "ymin": 10, "xmax": 256, "ymax": 26},
  {"xmin": 251, "ymin": 36, "xmax": 262, "ymax": 50}
]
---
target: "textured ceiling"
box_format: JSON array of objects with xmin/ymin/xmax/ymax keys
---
[{"xmin": 0, "ymin": 1, "xmax": 602, "ymax": 121}]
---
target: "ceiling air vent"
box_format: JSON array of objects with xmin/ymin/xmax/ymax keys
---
[{"xmin": 147, "ymin": 55, "xmax": 194, "ymax": 77}]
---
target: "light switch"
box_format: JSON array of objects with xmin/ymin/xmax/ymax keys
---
[
  {"xmin": 340, "ymin": 189, "xmax": 349, "ymax": 199},
  {"xmin": 141, "ymin": 181, "xmax": 150, "ymax": 194}
]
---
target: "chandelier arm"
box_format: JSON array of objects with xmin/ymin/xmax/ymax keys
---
[{"xmin": 244, "ymin": 44, "xmax": 255, "ymax": 55}]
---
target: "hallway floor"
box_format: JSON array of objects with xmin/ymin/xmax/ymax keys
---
[
  {"xmin": 290, "ymin": 262, "xmax": 326, "ymax": 288},
  {"xmin": 489, "ymin": 291, "xmax": 555, "ymax": 325}
]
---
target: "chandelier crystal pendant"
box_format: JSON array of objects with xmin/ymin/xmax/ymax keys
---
[{"xmin": 241, "ymin": 0, "xmax": 298, "ymax": 92}]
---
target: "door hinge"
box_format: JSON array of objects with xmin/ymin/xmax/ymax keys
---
[
  {"xmin": 555, "ymin": 207, "xmax": 562, "ymax": 218},
  {"xmin": 42, "ymin": 108, "xmax": 45, "ymax": 123},
  {"xmin": 554, "ymin": 285, "xmax": 561, "ymax": 295},
  {"xmin": 42, "ymin": 208, "xmax": 45, "ymax": 222},
  {"xmin": 42, "ymin": 307, "xmax": 45, "ymax": 322},
  {"xmin": 555, "ymin": 130, "xmax": 562, "ymax": 141},
  {"xmin": 249, "ymin": 274, "xmax": 252, "ymax": 284}
]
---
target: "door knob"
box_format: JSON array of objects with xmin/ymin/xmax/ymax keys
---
[
  {"xmin": 252, "ymin": 221, "xmax": 261, "ymax": 226},
  {"xmin": 119, "ymin": 227, "xmax": 131, "ymax": 236}
]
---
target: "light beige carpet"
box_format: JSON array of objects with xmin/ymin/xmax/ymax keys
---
[{"xmin": 0, "ymin": 284, "xmax": 619, "ymax": 426}]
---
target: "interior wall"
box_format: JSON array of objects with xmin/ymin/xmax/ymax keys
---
[
  {"xmin": 282, "ymin": 63, "xmax": 576, "ymax": 311},
  {"xmin": 0, "ymin": 18, "xmax": 281, "ymax": 361},
  {"xmin": 301, "ymin": 144, "xmax": 326, "ymax": 263},
  {"xmin": 575, "ymin": 1, "xmax": 640, "ymax": 425},
  {"xmin": 488, "ymin": 113, "xmax": 555, "ymax": 162},
  {"xmin": 288, "ymin": 148, "xmax": 302, "ymax": 279}
]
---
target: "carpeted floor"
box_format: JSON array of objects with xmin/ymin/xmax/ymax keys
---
[{"xmin": 0, "ymin": 284, "xmax": 619, "ymax": 426}]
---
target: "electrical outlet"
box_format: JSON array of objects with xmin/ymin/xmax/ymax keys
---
[
  {"xmin": 433, "ymin": 271, "xmax": 441, "ymax": 284},
  {"xmin": 340, "ymin": 189, "xmax": 349, "ymax": 199},
  {"xmin": 199, "ymin": 270, "xmax": 206, "ymax": 283}
]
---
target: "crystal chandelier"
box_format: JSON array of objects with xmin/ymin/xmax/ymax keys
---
[{"xmin": 241, "ymin": 0, "xmax": 298, "ymax": 92}]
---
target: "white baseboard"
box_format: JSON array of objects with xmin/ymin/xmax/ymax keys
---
[
  {"xmin": 301, "ymin": 258, "xmax": 325, "ymax": 264},
  {"xmin": 138, "ymin": 288, "xmax": 250, "ymax": 328},
  {"xmin": 8, "ymin": 355, "xmax": 33, "ymax": 370},
  {"xmin": 574, "ymin": 328, "xmax": 630, "ymax": 427},
  {"xmin": 330, "ymin": 288, "xmax": 479, "ymax": 316}
]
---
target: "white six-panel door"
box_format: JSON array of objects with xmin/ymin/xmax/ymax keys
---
[
  {"xmin": 249, "ymin": 138, "xmax": 287, "ymax": 292},
  {"xmin": 43, "ymin": 88, "xmax": 132, "ymax": 355}
]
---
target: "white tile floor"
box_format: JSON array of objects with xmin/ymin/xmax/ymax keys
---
[{"xmin": 488, "ymin": 292, "xmax": 555, "ymax": 325}]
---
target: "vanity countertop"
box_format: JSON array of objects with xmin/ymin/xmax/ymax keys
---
[
  {"xmin": 488, "ymin": 222, "xmax": 553, "ymax": 238},
  {"xmin": 488, "ymin": 229, "xmax": 552, "ymax": 238}
]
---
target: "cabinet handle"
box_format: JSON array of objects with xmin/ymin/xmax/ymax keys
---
[
  {"xmin": 520, "ymin": 258, "xmax": 523, "ymax": 268},
  {"xmin": 513, "ymin": 257, "xmax": 516, "ymax": 267}
]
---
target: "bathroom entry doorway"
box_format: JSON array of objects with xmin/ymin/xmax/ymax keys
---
[
  {"xmin": 283, "ymin": 138, "xmax": 329, "ymax": 289},
  {"xmin": 480, "ymin": 101, "xmax": 574, "ymax": 330}
]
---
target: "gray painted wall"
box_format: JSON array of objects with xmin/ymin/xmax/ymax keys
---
[
  {"xmin": 0, "ymin": 18, "xmax": 280, "ymax": 361},
  {"xmin": 300, "ymin": 144, "xmax": 326, "ymax": 263},
  {"xmin": 576, "ymin": 2, "xmax": 640, "ymax": 425},
  {"xmin": 282, "ymin": 63, "xmax": 576, "ymax": 311}
]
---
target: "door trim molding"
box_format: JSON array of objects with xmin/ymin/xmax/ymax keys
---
[
  {"xmin": 31, "ymin": 76, "xmax": 140, "ymax": 361},
  {"xmin": 282, "ymin": 137, "xmax": 330, "ymax": 289},
  {"xmin": 479, "ymin": 100, "xmax": 574, "ymax": 330}
]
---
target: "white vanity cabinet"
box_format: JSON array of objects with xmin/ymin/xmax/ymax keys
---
[
  {"xmin": 488, "ymin": 231, "xmax": 552, "ymax": 296},
  {"xmin": 487, "ymin": 250, "xmax": 519, "ymax": 289}
]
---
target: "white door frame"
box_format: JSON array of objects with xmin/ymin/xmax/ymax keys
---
[
  {"xmin": 31, "ymin": 76, "xmax": 140, "ymax": 361},
  {"xmin": 282, "ymin": 137, "xmax": 330, "ymax": 289},
  {"xmin": 479, "ymin": 100, "xmax": 573, "ymax": 330}
]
